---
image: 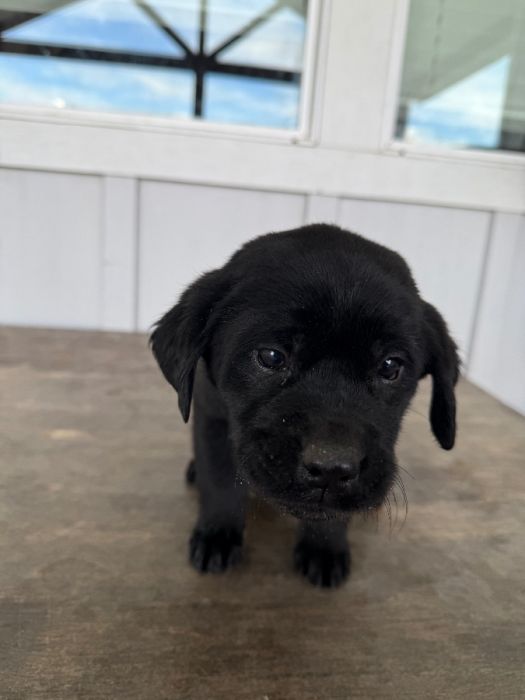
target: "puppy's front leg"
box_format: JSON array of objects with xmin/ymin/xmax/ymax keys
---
[
  {"xmin": 189, "ymin": 410, "xmax": 247, "ymax": 574},
  {"xmin": 294, "ymin": 520, "xmax": 350, "ymax": 588}
]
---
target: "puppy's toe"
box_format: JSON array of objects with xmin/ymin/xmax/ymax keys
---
[
  {"xmin": 189, "ymin": 527, "xmax": 243, "ymax": 573},
  {"xmin": 294, "ymin": 541, "xmax": 351, "ymax": 588}
]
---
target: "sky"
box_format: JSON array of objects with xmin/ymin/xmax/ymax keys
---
[{"xmin": 0, "ymin": 0, "xmax": 305, "ymax": 127}]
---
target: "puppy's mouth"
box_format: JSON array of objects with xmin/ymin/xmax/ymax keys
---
[{"xmin": 239, "ymin": 461, "xmax": 388, "ymax": 520}]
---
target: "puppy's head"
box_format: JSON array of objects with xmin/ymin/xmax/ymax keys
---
[{"xmin": 151, "ymin": 225, "xmax": 459, "ymax": 520}]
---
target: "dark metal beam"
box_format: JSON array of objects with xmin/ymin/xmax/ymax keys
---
[
  {"xmin": 206, "ymin": 60, "xmax": 298, "ymax": 82},
  {"xmin": 193, "ymin": 0, "xmax": 207, "ymax": 116},
  {"xmin": 0, "ymin": 39, "xmax": 193, "ymax": 69},
  {"xmin": 133, "ymin": 0, "xmax": 194, "ymax": 57},
  {"xmin": 0, "ymin": 39, "xmax": 300, "ymax": 82},
  {"xmin": 208, "ymin": 0, "xmax": 284, "ymax": 60}
]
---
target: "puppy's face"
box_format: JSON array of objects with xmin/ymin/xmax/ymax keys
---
[{"xmin": 151, "ymin": 226, "xmax": 459, "ymax": 520}]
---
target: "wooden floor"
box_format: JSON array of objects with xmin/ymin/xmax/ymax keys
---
[{"xmin": 1, "ymin": 327, "xmax": 524, "ymax": 699}]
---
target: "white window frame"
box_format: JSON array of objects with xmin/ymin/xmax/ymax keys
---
[
  {"xmin": 0, "ymin": 0, "xmax": 322, "ymax": 144},
  {"xmin": 380, "ymin": 0, "xmax": 525, "ymax": 168}
]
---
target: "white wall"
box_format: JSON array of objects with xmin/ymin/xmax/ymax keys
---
[
  {"xmin": 0, "ymin": 169, "xmax": 102, "ymax": 329},
  {"xmin": 468, "ymin": 213, "xmax": 525, "ymax": 415},
  {"xmin": 0, "ymin": 0, "xmax": 524, "ymax": 414}
]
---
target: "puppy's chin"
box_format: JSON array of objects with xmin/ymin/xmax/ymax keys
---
[
  {"xmin": 272, "ymin": 492, "xmax": 388, "ymax": 521},
  {"xmin": 273, "ymin": 501, "xmax": 351, "ymax": 522}
]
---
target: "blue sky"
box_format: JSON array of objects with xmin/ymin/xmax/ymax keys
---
[{"xmin": 0, "ymin": 0, "xmax": 305, "ymax": 127}]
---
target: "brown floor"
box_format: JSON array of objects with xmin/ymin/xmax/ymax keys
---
[{"xmin": 1, "ymin": 327, "xmax": 524, "ymax": 700}]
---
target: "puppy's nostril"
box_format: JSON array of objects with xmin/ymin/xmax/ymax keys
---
[
  {"xmin": 335, "ymin": 462, "xmax": 361, "ymax": 484},
  {"xmin": 306, "ymin": 464, "xmax": 323, "ymax": 479}
]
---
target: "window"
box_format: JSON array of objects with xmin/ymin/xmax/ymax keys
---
[
  {"xmin": 395, "ymin": 0, "xmax": 525, "ymax": 153},
  {"xmin": 0, "ymin": 0, "xmax": 311, "ymax": 130}
]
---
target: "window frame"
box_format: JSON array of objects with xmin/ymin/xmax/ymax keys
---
[
  {"xmin": 0, "ymin": 0, "xmax": 322, "ymax": 143},
  {"xmin": 381, "ymin": 0, "xmax": 525, "ymax": 167}
]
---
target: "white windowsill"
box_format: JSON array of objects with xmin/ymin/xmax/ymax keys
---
[
  {"xmin": 385, "ymin": 139, "xmax": 525, "ymax": 170},
  {"xmin": 0, "ymin": 102, "xmax": 312, "ymax": 145}
]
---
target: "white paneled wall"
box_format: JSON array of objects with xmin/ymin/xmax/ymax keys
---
[
  {"xmin": 100, "ymin": 177, "xmax": 138, "ymax": 332},
  {"xmin": 0, "ymin": 169, "xmax": 523, "ymax": 414},
  {"xmin": 468, "ymin": 213, "xmax": 525, "ymax": 414},
  {"xmin": 338, "ymin": 200, "xmax": 491, "ymax": 357},
  {"xmin": 0, "ymin": 169, "xmax": 102, "ymax": 329},
  {"xmin": 138, "ymin": 181, "xmax": 305, "ymax": 330},
  {"xmin": 304, "ymin": 195, "xmax": 339, "ymax": 224}
]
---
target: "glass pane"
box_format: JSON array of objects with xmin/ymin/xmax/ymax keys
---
[
  {"xmin": 396, "ymin": 0, "xmax": 525, "ymax": 153},
  {"xmin": 0, "ymin": 0, "xmax": 309, "ymax": 128},
  {"xmin": 204, "ymin": 74, "xmax": 299, "ymax": 128}
]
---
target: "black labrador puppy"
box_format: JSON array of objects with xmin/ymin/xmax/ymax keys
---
[{"xmin": 151, "ymin": 224, "xmax": 459, "ymax": 587}]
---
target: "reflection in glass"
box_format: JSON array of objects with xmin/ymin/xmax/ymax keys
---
[
  {"xmin": 396, "ymin": 0, "xmax": 525, "ymax": 153},
  {"xmin": 0, "ymin": 0, "xmax": 309, "ymax": 128}
]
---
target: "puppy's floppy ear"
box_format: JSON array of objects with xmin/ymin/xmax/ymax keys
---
[
  {"xmin": 150, "ymin": 269, "xmax": 229, "ymax": 422},
  {"xmin": 421, "ymin": 302, "xmax": 460, "ymax": 450}
]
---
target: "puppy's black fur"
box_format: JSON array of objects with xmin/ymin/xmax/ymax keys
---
[{"xmin": 151, "ymin": 225, "xmax": 459, "ymax": 587}]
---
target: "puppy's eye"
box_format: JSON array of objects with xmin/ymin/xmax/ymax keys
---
[
  {"xmin": 378, "ymin": 357, "xmax": 403, "ymax": 381},
  {"xmin": 257, "ymin": 348, "xmax": 287, "ymax": 370}
]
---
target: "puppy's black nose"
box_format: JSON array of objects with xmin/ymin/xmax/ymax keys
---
[
  {"xmin": 301, "ymin": 442, "xmax": 365, "ymax": 491},
  {"xmin": 304, "ymin": 460, "xmax": 360, "ymax": 488}
]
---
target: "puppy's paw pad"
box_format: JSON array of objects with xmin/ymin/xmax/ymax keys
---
[
  {"xmin": 189, "ymin": 528, "xmax": 243, "ymax": 573},
  {"xmin": 294, "ymin": 541, "xmax": 350, "ymax": 588}
]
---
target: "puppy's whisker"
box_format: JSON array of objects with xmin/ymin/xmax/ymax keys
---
[
  {"xmin": 391, "ymin": 472, "xmax": 409, "ymax": 529},
  {"xmin": 397, "ymin": 475, "xmax": 409, "ymax": 515},
  {"xmin": 395, "ymin": 471, "xmax": 409, "ymax": 505},
  {"xmin": 407, "ymin": 406, "xmax": 427, "ymax": 420},
  {"xmin": 383, "ymin": 495, "xmax": 392, "ymax": 537},
  {"xmin": 391, "ymin": 486, "xmax": 399, "ymax": 529},
  {"xmin": 397, "ymin": 464, "xmax": 416, "ymax": 480}
]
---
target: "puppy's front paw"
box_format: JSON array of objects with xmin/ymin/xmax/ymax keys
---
[
  {"xmin": 294, "ymin": 541, "xmax": 351, "ymax": 588},
  {"xmin": 189, "ymin": 527, "xmax": 243, "ymax": 573}
]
